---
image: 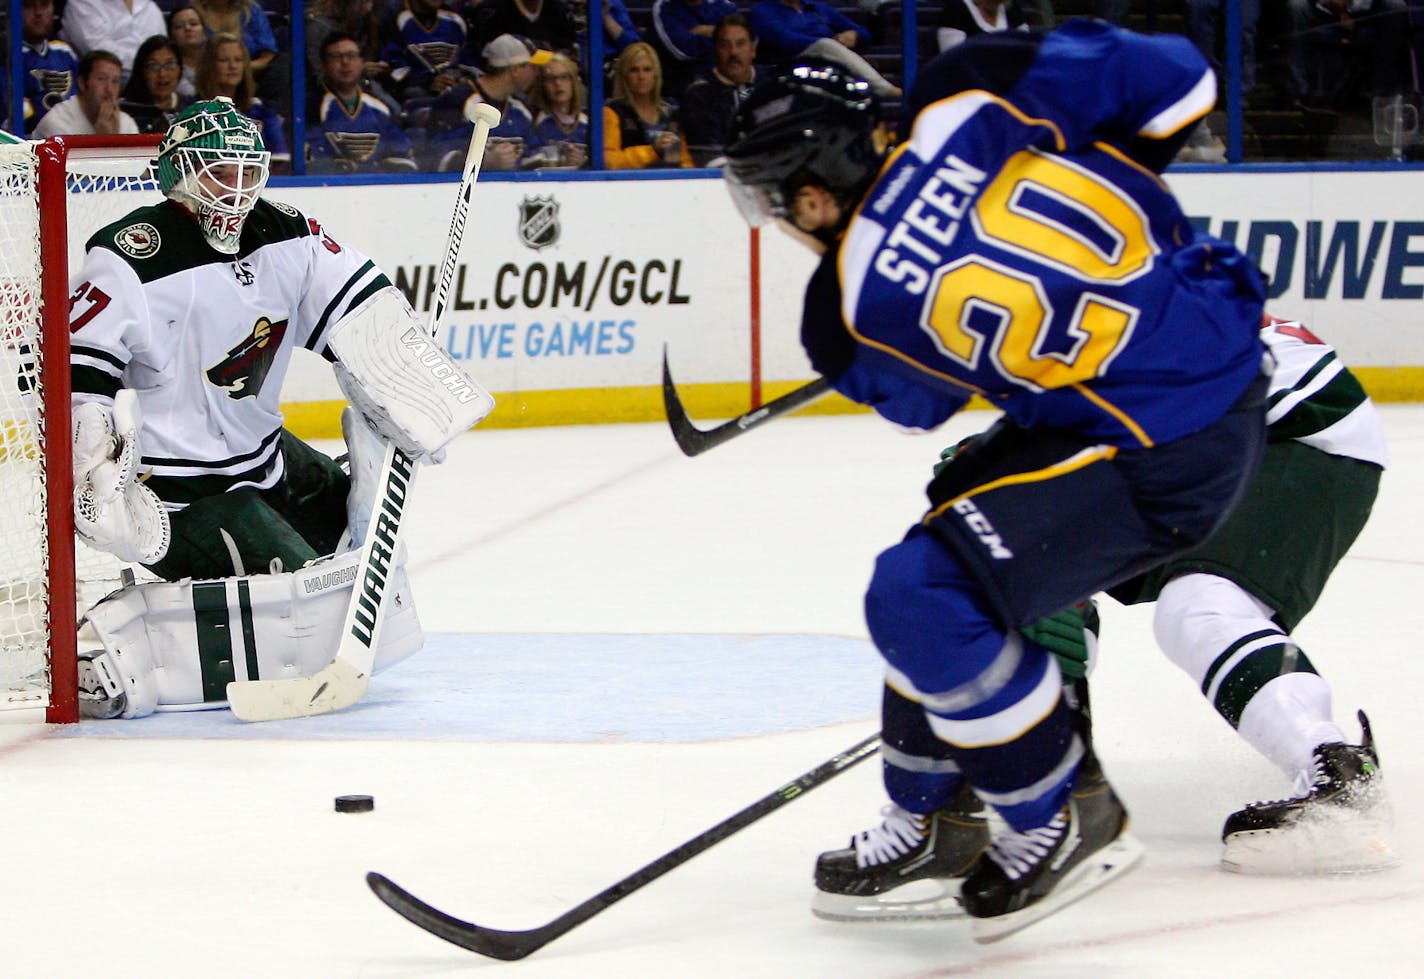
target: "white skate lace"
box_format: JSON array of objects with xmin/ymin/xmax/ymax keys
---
[
  {"xmin": 986, "ymin": 811, "xmax": 1067, "ymax": 880},
  {"xmin": 1254, "ymin": 745, "xmax": 1345, "ymax": 809},
  {"xmin": 852, "ymin": 805, "xmax": 927, "ymax": 868}
]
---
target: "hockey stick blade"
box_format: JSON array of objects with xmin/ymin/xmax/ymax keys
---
[
  {"xmin": 369, "ymin": 733, "xmax": 881, "ymax": 959},
  {"xmin": 226, "ymin": 657, "xmax": 368, "ymax": 722},
  {"xmin": 661, "ymin": 347, "xmax": 832, "ymax": 457}
]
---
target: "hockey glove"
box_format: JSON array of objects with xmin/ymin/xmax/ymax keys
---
[
  {"xmin": 72, "ymin": 390, "xmax": 170, "ymax": 565},
  {"xmin": 1021, "ymin": 599, "xmax": 1100, "ymax": 680},
  {"xmin": 933, "ymin": 435, "xmax": 980, "ymax": 477}
]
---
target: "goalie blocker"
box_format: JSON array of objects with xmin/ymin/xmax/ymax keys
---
[
  {"xmin": 328, "ymin": 285, "xmax": 494, "ymax": 460},
  {"xmin": 78, "ymin": 547, "xmax": 422, "ymax": 718}
]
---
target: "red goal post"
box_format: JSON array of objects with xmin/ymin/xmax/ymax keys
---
[{"xmin": 0, "ymin": 133, "xmax": 163, "ymax": 723}]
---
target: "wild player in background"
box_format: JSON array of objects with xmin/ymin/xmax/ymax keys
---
[
  {"xmin": 722, "ymin": 22, "xmax": 1271, "ymax": 941},
  {"xmin": 1109, "ymin": 313, "xmax": 1394, "ymax": 875},
  {"xmin": 69, "ymin": 97, "xmax": 492, "ymax": 719},
  {"xmin": 817, "ymin": 313, "xmax": 1394, "ymax": 921}
]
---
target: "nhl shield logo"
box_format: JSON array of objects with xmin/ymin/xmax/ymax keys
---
[{"xmin": 518, "ymin": 195, "xmax": 560, "ymax": 251}]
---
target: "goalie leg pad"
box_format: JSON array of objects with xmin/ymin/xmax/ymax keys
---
[
  {"xmin": 328, "ymin": 286, "xmax": 494, "ymax": 459},
  {"xmin": 342, "ymin": 405, "xmax": 390, "ymax": 550},
  {"xmin": 79, "ymin": 550, "xmax": 422, "ymax": 717}
]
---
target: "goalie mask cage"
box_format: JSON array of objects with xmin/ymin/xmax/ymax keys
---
[{"xmin": 0, "ymin": 134, "xmax": 163, "ymax": 723}]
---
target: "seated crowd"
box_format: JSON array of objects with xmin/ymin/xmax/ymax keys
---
[{"xmin": 6, "ymin": 0, "xmax": 1422, "ymax": 167}]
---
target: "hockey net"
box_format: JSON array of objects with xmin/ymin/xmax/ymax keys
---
[{"xmin": 0, "ymin": 134, "xmax": 163, "ymax": 722}]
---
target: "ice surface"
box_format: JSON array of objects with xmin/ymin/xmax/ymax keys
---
[{"xmin": 2, "ymin": 406, "xmax": 1420, "ymax": 976}]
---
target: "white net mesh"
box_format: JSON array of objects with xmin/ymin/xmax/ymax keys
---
[
  {"xmin": 0, "ymin": 139, "xmax": 161, "ymax": 714},
  {"xmin": 0, "ymin": 144, "xmax": 48, "ymax": 707}
]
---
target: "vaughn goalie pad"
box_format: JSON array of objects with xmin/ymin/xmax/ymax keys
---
[
  {"xmin": 328, "ymin": 286, "xmax": 494, "ymax": 459},
  {"xmin": 78, "ymin": 548, "xmax": 422, "ymax": 718}
]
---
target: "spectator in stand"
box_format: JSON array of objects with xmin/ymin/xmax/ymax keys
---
[
  {"xmin": 168, "ymin": 5, "xmax": 207, "ymax": 98},
  {"xmin": 21, "ymin": 0, "xmax": 79, "ymax": 135},
  {"xmin": 935, "ymin": 0, "xmax": 1028, "ymax": 52},
  {"xmin": 379, "ymin": 0, "xmax": 472, "ymax": 101},
  {"xmin": 468, "ymin": 0, "xmax": 579, "ymax": 60},
  {"xmin": 1183, "ymin": 0, "xmax": 1262, "ymax": 97},
  {"xmin": 58, "ymin": 0, "xmax": 168, "ymax": 85},
  {"xmin": 1285, "ymin": 0, "xmax": 1412, "ymax": 108},
  {"xmin": 651, "ymin": 0, "xmax": 738, "ymax": 96},
  {"xmin": 32, "ymin": 49, "xmax": 140, "ymax": 136},
  {"xmin": 603, "ymin": 40, "xmax": 692, "ymax": 168},
  {"xmin": 678, "ymin": 13, "xmax": 756, "ymax": 166},
  {"xmin": 567, "ymin": 0, "xmax": 642, "ymax": 78},
  {"xmin": 1, "ymin": 74, "xmax": 35, "ymax": 134},
  {"xmin": 190, "ymin": 0, "xmax": 286, "ymax": 109},
  {"xmin": 0, "ymin": 76, "xmax": 29, "ymax": 134},
  {"xmin": 196, "ymin": 32, "xmax": 291, "ymax": 170},
  {"xmin": 526, "ymin": 51, "xmax": 590, "ymax": 167},
  {"xmin": 427, "ymin": 33, "xmax": 549, "ymax": 171},
  {"xmin": 305, "ymin": 0, "xmax": 389, "ymax": 95},
  {"xmin": 309, "ymin": 30, "xmax": 417, "ymax": 172},
  {"xmin": 748, "ymin": 0, "xmax": 901, "ymax": 97},
  {"xmin": 120, "ymin": 34, "xmax": 193, "ymax": 133}
]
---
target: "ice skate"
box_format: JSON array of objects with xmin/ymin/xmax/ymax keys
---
[
  {"xmin": 961, "ymin": 758, "xmax": 1143, "ymax": 943},
  {"xmin": 812, "ymin": 782, "xmax": 990, "ymax": 921},
  {"xmin": 1221, "ymin": 711, "xmax": 1398, "ymax": 875}
]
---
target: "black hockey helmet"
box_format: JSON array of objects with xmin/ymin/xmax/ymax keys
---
[{"xmin": 722, "ymin": 60, "xmax": 882, "ymax": 227}]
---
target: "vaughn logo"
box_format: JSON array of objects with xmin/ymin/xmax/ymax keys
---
[
  {"xmin": 519, "ymin": 195, "xmax": 560, "ymax": 251},
  {"xmin": 400, "ymin": 326, "xmax": 483, "ymax": 403},
  {"xmin": 206, "ymin": 316, "xmax": 289, "ymax": 398}
]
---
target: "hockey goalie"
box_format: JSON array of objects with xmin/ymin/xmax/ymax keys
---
[{"xmin": 69, "ymin": 98, "xmax": 493, "ymax": 719}]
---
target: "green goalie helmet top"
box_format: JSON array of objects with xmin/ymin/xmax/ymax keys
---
[{"xmin": 156, "ymin": 97, "xmax": 271, "ymax": 255}]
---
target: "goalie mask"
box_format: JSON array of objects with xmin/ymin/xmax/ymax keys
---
[
  {"xmin": 157, "ymin": 97, "xmax": 270, "ymax": 254},
  {"xmin": 722, "ymin": 61, "xmax": 883, "ymax": 234}
]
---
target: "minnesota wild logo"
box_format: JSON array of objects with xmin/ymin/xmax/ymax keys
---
[{"xmin": 205, "ymin": 316, "xmax": 288, "ymax": 398}]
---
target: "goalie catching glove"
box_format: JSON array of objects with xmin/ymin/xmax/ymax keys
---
[
  {"xmin": 327, "ymin": 286, "xmax": 494, "ymax": 461},
  {"xmin": 72, "ymin": 389, "xmax": 170, "ymax": 565}
]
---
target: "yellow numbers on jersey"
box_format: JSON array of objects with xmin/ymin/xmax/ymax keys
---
[{"xmin": 920, "ymin": 148, "xmax": 1153, "ymax": 391}]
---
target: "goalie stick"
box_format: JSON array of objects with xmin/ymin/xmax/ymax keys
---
[
  {"xmin": 225, "ymin": 101, "xmax": 504, "ymax": 722},
  {"xmin": 368, "ymin": 732, "xmax": 881, "ymax": 960},
  {"xmin": 661, "ymin": 347, "xmax": 832, "ymax": 457}
]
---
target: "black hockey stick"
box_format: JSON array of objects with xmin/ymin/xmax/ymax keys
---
[
  {"xmin": 662, "ymin": 347, "xmax": 832, "ymax": 457},
  {"xmin": 367, "ymin": 733, "xmax": 881, "ymax": 960}
]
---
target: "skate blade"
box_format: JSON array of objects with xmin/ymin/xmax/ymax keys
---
[
  {"xmin": 1222, "ymin": 817, "xmax": 1400, "ymax": 876},
  {"xmin": 811, "ymin": 877, "xmax": 967, "ymax": 922},
  {"xmin": 971, "ymin": 833, "xmax": 1145, "ymax": 945}
]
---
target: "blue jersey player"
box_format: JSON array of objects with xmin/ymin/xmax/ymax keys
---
[{"xmin": 721, "ymin": 21, "xmax": 1271, "ymax": 941}]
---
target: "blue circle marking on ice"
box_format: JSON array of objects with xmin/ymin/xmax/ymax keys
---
[{"xmin": 60, "ymin": 633, "xmax": 883, "ymax": 742}]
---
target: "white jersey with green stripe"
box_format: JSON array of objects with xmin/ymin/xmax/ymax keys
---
[
  {"xmin": 1262, "ymin": 316, "xmax": 1389, "ymax": 469},
  {"xmin": 69, "ymin": 196, "xmax": 392, "ymax": 508}
]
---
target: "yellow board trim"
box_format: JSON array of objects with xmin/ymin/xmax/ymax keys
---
[{"xmin": 278, "ymin": 367, "xmax": 1424, "ymax": 440}]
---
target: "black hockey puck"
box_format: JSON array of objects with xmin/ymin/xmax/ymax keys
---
[{"xmin": 335, "ymin": 794, "xmax": 375, "ymax": 813}]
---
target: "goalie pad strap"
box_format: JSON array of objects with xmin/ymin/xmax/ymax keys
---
[{"xmin": 328, "ymin": 286, "xmax": 494, "ymax": 458}]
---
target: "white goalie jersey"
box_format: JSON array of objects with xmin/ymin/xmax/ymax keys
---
[{"xmin": 69, "ymin": 197, "xmax": 392, "ymax": 509}]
